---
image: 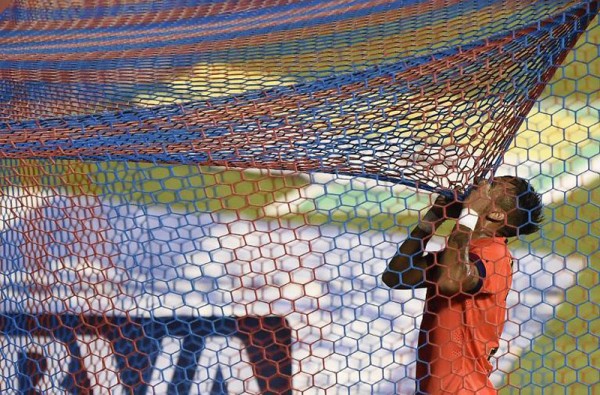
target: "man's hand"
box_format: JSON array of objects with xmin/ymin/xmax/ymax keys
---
[
  {"xmin": 418, "ymin": 193, "xmax": 463, "ymax": 232},
  {"xmin": 431, "ymin": 193, "xmax": 463, "ymax": 219}
]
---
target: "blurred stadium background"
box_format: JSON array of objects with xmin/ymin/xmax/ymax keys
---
[{"xmin": 0, "ymin": 2, "xmax": 598, "ymax": 394}]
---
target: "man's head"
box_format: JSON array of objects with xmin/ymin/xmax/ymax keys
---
[{"xmin": 471, "ymin": 176, "xmax": 544, "ymax": 237}]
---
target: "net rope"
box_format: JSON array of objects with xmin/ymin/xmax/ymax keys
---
[
  {"xmin": 0, "ymin": 0, "xmax": 597, "ymax": 192},
  {"xmin": 0, "ymin": 1, "xmax": 598, "ymax": 394}
]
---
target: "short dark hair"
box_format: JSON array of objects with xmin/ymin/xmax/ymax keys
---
[{"xmin": 494, "ymin": 176, "xmax": 544, "ymax": 237}]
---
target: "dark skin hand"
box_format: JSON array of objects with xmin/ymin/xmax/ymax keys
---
[
  {"xmin": 381, "ymin": 225, "xmax": 435, "ymax": 290},
  {"xmin": 383, "ymin": 186, "xmax": 488, "ymax": 295},
  {"xmin": 382, "ymin": 193, "xmax": 463, "ymax": 290}
]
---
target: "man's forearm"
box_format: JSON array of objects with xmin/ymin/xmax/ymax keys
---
[
  {"xmin": 398, "ymin": 226, "xmax": 434, "ymax": 257},
  {"xmin": 436, "ymin": 225, "xmax": 479, "ymax": 294},
  {"xmin": 384, "ymin": 194, "xmax": 463, "ymax": 289},
  {"xmin": 383, "ymin": 225, "xmax": 435, "ymax": 289}
]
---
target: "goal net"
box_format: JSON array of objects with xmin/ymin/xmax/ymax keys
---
[{"xmin": 1, "ymin": 1, "xmax": 598, "ymax": 393}]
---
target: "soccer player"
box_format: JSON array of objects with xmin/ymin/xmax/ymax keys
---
[{"xmin": 382, "ymin": 176, "xmax": 544, "ymax": 394}]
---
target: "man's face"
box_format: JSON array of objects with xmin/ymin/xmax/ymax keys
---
[
  {"xmin": 490, "ymin": 177, "xmax": 515, "ymax": 206},
  {"xmin": 488, "ymin": 178, "xmax": 518, "ymax": 228},
  {"xmin": 467, "ymin": 177, "xmax": 515, "ymax": 228}
]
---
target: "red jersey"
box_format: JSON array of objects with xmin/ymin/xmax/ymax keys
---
[{"xmin": 416, "ymin": 237, "xmax": 513, "ymax": 394}]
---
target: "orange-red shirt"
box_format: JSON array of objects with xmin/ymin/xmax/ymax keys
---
[{"xmin": 416, "ymin": 237, "xmax": 513, "ymax": 395}]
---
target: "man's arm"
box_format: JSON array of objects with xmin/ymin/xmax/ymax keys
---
[
  {"xmin": 435, "ymin": 223, "xmax": 481, "ymax": 295},
  {"xmin": 382, "ymin": 195, "xmax": 461, "ymax": 289},
  {"xmin": 435, "ymin": 183, "xmax": 493, "ymax": 295},
  {"xmin": 382, "ymin": 226, "xmax": 436, "ymax": 289}
]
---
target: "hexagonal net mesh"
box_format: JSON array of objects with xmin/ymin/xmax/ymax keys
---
[{"xmin": 0, "ymin": 1, "xmax": 598, "ymax": 394}]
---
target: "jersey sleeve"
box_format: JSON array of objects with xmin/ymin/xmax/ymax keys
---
[{"xmin": 468, "ymin": 251, "xmax": 512, "ymax": 295}]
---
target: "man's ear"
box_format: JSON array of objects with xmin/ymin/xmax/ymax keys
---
[{"xmin": 486, "ymin": 210, "xmax": 505, "ymax": 223}]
